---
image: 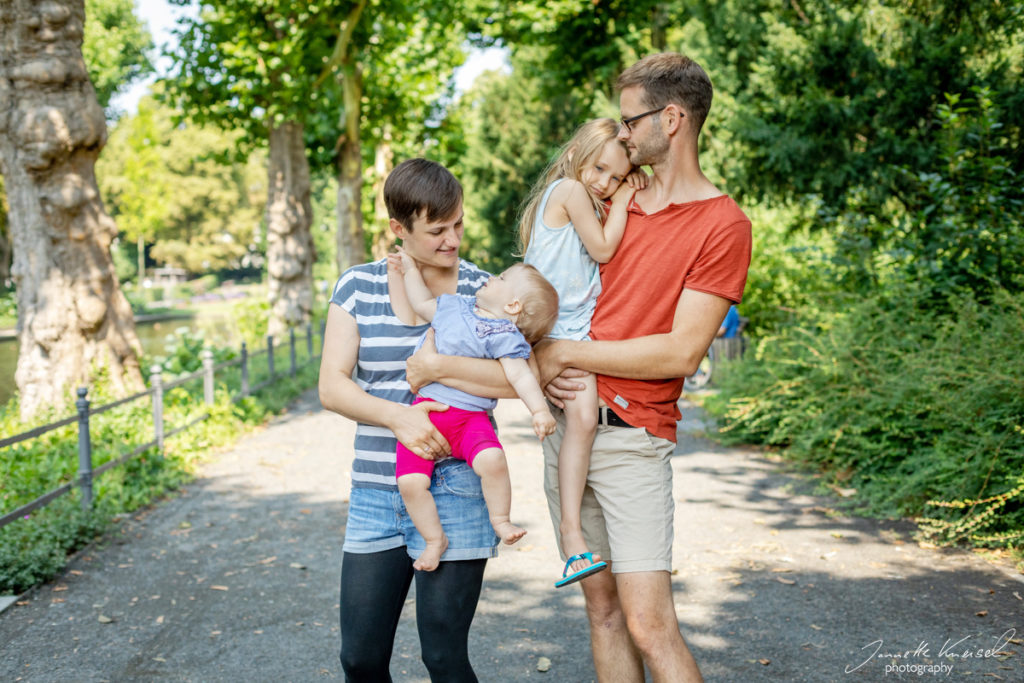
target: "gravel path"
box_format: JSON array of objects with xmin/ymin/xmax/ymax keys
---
[{"xmin": 0, "ymin": 389, "xmax": 1020, "ymax": 682}]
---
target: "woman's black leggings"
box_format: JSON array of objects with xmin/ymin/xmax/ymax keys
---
[{"xmin": 339, "ymin": 547, "xmax": 487, "ymax": 682}]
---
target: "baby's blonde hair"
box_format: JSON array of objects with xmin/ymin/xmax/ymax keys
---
[
  {"xmin": 508, "ymin": 264, "xmax": 559, "ymax": 344},
  {"xmin": 516, "ymin": 118, "xmax": 628, "ymax": 255}
]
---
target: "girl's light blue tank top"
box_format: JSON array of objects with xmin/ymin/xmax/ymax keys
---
[{"xmin": 523, "ymin": 179, "xmax": 601, "ymax": 341}]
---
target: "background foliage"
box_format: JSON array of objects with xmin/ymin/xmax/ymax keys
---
[{"xmin": 2, "ymin": 0, "xmax": 1023, "ymax": 584}]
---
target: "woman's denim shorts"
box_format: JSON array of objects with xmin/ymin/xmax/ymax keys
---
[{"xmin": 343, "ymin": 458, "xmax": 499, "ymax": 561}]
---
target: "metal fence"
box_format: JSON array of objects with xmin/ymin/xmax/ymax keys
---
[{"xmin": 0, "ymin": 323, "xmax": 323, "ymax": 530}]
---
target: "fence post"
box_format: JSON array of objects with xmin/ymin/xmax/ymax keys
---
[
  {"xmin": 240, "ymin": 341, "xmax": 249, "ymax": 397},
  {"xmin": 289, "ymin": 328, "xmax": 297, "ymax": 377},
  {"xmin": 151, "ymin": 365, "xmax": 164, "ymax": 453},
  {"xmin": 266, "ymin": 335, "xmax": 275, "ymax": 378},
  {"xmin": 202, "ymin": 348, "xmax": 215, "ymax": 404},
  {"xmin": 75, "ymin": 387, "xmax": 93, "ymax": 511},
  {"xmin": 306, "ymin": 321, "xmax": 313, "ymax": 359}
]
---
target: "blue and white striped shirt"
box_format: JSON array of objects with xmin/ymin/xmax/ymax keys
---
[{"xmin": 330, "ymin": 257, "xmax": 491, "ymax": 490}]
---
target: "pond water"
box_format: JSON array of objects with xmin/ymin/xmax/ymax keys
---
[{"xmin": 0, "ymin": 314, "xmax": 240, "ymax": 407}]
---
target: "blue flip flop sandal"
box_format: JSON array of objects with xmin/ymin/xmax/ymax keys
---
[{"xmin": 555, "ymin": 552, "xmax": 607, "ymax": 588}]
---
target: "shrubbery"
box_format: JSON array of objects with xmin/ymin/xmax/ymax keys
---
[
  {"xmin": 0, "ymin": 319, "xmax": 322, "ymax": 595},
  {"xmin": 705, "ymin": 287, "xmax": 1024, "ymax": 553}
]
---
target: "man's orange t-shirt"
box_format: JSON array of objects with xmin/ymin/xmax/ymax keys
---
[{"xmin": 590, "ymin": 194, "xmax": 752, "ymax": 442}]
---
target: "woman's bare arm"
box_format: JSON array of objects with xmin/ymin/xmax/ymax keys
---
[{"xmin": 318, "ymin": 304, "xmax": 452, "ymax": 458}]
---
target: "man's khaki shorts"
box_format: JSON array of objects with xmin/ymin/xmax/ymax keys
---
[{"xmin": 542, "ymin": 407, "xmax": 676, "ymax": 573}]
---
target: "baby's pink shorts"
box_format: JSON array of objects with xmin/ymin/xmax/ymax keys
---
[{"xmin": 395, "ymin": 398, "xmax": 503, "ymax": 478}]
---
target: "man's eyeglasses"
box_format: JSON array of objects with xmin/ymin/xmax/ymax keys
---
[{"xmin": 619, "ymin": 107, "xmax": 674, "ymax": 133}]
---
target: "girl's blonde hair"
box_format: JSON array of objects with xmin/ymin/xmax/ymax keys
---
[{"xmin": 516, "ymin": 118, "xmax": 628, "ymax": 255}]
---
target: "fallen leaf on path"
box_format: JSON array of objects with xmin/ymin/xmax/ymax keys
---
[
  {"xmin": 260, "ymin": 556, "xmax": 277, "ymax": 565},
  {"xmin": 156, "ymin": 616, "xmax": 164, "ymax": 624},
  {"xmin": 1013, "ymin": 592, "xmax": 1022, "ymax": 601},
  {"xmin": 210, "ymin": 585, "xmax": 229, "ymax": 591},
  {"xmin": 98, "ymin": 614, "xmax": 114, "ymax": 623},
  {"xmin": 759, "ymin": 658, "xmax": 771, "ymax": 665},
  {"xmin": 976, "ymin": 610, "xmax": 988, "ymax": 617},
  {"xmin": 210, "ymin": 630, "xmax": 222, "ymax": 636},
  {"xmin": 810, "ymin": 624, "xmax": 823, "ymax": 630},
  {"xmin": 776, "ymin": 577, "xmax": 796, "ymax": 585},
  {"xmin": 69, "ymin": 570, "xmax": 83, "ymax": 576},
  {"xmin": 52, "ymin": 585, "xmax": 67, "ymax": 592},
  {"xmin": 536, "ymin": 656, "xmax": 551, "ymax": 672},
  {"xmin": 290, "ymin": 563, "xmax": 307, "ymax": 570},
  {"xmin": 771, "ymin": 568, "xmax": 793, "ymax": 573}
]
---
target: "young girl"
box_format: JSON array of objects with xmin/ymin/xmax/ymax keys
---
[{"xmin": 520, "ymin": 118, "xmax": 645, "ymax": 587}]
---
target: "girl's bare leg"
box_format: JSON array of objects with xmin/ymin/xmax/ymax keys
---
[
  {"xmin": 559, "ymin": 374, "xmax": 599, "ymax": 572},
  {"xmin": 472, "ymin": 447, "xmax": 527, "ymax": 545},
  {"xmin": 398, "ymin": 473, "xmax": 449, "ymax": 571}
]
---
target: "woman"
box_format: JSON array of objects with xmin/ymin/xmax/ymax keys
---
[{"xmin": 319, "ymin": 158, "xmax": 511, "ymax": 682}]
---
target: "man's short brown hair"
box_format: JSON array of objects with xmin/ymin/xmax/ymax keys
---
[
  {"xmin": 617, "ymin": 53, "xmax": 713, "ymax": 133},
  {"xmin": 384, "ymin": 158, "xmax": 463, "ymax": 230}
]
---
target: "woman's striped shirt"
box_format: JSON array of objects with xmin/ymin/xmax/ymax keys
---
[{"xmin": 330, "ymin": 257, "xmax": 491, "ymax": 491}]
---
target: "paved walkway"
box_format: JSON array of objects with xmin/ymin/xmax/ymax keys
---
[{"xmin": 0, "ymin": 390, "xmax": 1021, "ymax": 682}]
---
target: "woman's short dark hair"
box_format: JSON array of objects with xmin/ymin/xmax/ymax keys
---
[{"xmin": 383, "ymin": 158, "xmax": 463, "ymax": 230}]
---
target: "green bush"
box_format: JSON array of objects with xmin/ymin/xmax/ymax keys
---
[{"xmin": 705, "ymin": 286, "xmax": 1024, "ymax": 552}]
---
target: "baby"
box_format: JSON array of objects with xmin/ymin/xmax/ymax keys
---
[{"xmin": 389, "ymin": 246, "xmax": 559, "ymax": 570}]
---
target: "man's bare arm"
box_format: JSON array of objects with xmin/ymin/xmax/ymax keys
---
[{"xmin": 537, "ymin": 288, "xmax": 732, "ymax": 387}]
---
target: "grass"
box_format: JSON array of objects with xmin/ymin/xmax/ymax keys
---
[{"xmin": 0, "ymin": 307, "xmax": 323, "ymax": 595}]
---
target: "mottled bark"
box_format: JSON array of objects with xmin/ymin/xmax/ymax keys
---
[
  {"xmin": 0, "ymin": 0, "xmax": 143, "ymax": 418},
  {"xmin": 265, "ymin": 120, "xmax": 314, "ymax": 340},
  {"xmin": 335, "ymin": 64, "xmax": 363, "ymax": 274}
]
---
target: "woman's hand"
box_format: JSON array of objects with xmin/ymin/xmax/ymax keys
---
[
  {"xmin": 391, "ymin": 400, "xmax": 451, "ymax": 460},
  {"xmin": 406, "ymin": 329, "xmax": 440, "ymax": 394}
]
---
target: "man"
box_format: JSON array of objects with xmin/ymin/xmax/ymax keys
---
[{"xmin": 536, "ymin": 53, "xmax": 752, "ymax": 682}]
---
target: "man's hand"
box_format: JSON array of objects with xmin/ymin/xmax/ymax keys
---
[
  {"xmin": 534, "ymin": 337, "xmax": 590, "ymax": 409},
  {"xmin": 532, "ymin": 409, "xmax": 556, "ymax": 441},
  {"xmin": 406, "ymin": 328, "xmax": 439, "ymax": 394}
]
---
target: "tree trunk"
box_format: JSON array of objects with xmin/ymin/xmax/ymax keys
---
[
  {"xmin": 0, "ymin": 0, "xmax": 143, "ymax": 419},
  {"xmin": 265, "ymin": 120, "xmax": 314, "ymax": 340},
  {"xmin": 0, "ymin": 180, "xmax": 10, "ymax": 284},
  {"xmin": 335, "ymin": 64, "xmax": 364, "ymax": 274},
  {"xmin": 369, "ymin": 133, "xmax": 394, "ymax": 260}
]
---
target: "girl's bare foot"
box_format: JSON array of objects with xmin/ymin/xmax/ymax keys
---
[
  {"xmin": 493, "ymin": 521, "xmax": 527, "ymax": 545},
  {"xmin": 413, "ymin": 535, "xmax": 448, "ymax": 571},
  {"xmin": 560, "ymin": 526, "xmax": 600, "ymax": 572}
]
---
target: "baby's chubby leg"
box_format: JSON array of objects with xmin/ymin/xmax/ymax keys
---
[
  {"xmin": 472, "ymin": 447, "xmax": 527, "ymax": 545},
  {"xmin": 398, "ymin": 473, "xmax": 448, "ymax": 571},
  {"xmin": 558, "ymin": 374, "xmax": 600, "ymax": 572}
]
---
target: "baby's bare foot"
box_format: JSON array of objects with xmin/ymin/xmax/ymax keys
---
[
  {"xmin": 494, "ymin": 521, "xmax": 527, "ymax": 545},
  {"xmin": 413, "ymin": 536, "xmax": 448, "ymax": 571}
]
